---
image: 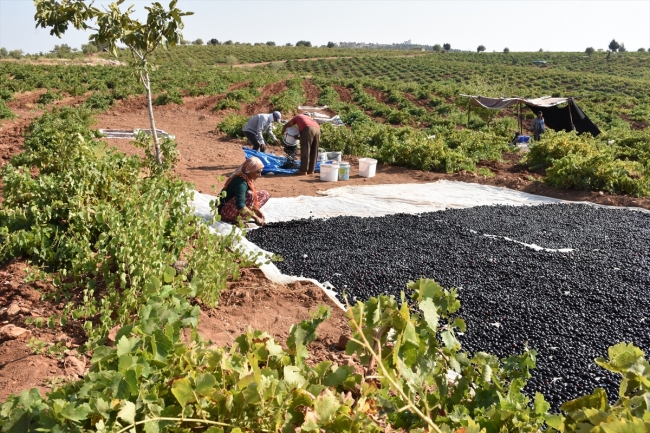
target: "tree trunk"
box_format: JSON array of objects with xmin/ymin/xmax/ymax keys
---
[{"xmin": 142, "ymin": 71, "xmax": 162, "ymax": 165}]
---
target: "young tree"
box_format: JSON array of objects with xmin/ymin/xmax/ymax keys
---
[
  {"xmin": 327, "ymin": 41, "xmax": 336, "ymax": 48},
  {"xmin": 226, "ymin": 55, "xmax": 238, "ymax": 68},
  {"xmin": 193, "ymin": 38, "xmax": 204, "ymax": 45},
  {"xmin": 285, "ymin": 42, "xmax": 293, "ymax": 47},
  {"xmin": 81, "ymin": 42, "xmax": 98, "ymax": 55},
  {"xmin": 432, "ymin": 44, "xmax": 442, "ymax": 52},
  {"xmin": 585, "ymin": 47, "xmax": 595, "ymax": 56},
  {"xmin": 443, "ymin": 43, "xmax": 451, "ymax": 52},
  {"xmin": 266, "ymin": 41, "xmax": 276, "ymax": 46},
  {"xmin": 209, "ymin": 38, "xmax": 220, "ymax": 46},
  {"xmin": 476, "ymin": 45, "xmax": 486, "ymax": 53},
  {"xmin": 0, "ymin": 47, "xmax": 7, "ymax": 58},
  {"xmin": 608, "ymin": 39, "xmax": 620, "ymax": 52},
  {"xmin": 34, "ymin": 0, "xmax": 193, "ymax": 165},
  {"xmin": 503, "ymin": 47, "xmax": 510, "ymax": 53},
  {"xmin": 9, "ymin": 49, "xmax": 23, "ymax": 60},
  {"xmin": 618, "ymin": 43, "xmax": 626, "ymax": 52}
]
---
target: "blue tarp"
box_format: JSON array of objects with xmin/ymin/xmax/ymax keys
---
[{"xmin": 242, "ymin": 147, "xmax": 321, "ymax": 174}]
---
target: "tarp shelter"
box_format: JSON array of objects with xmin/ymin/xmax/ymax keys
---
[{"xmin": 460, "ymin": 95, "xmax": 601, "ymax": 136}]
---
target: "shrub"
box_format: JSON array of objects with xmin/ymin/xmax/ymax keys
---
[
  {"xmin": 83, "ymin": 92, "xmax": 114, "ymax": 111},
  {"xmin": 37, "ymin": 90, "xmax": 64, "ymax": 105},
  {"xmin": 0, "ymin": 100, "xmax": 15, "ymax": 121},
  {"xmin": 216, "ymin": 113, "xmax": 247, "ymax": 137},
  {"xmin": 153, "ymin": 90, "xmax": 184, "ymax": 105}
]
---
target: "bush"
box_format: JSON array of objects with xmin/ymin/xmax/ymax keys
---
[
  {"xmin": 83, "ymin": 92, "xmax": 114, "ymax": 111},
  {"xmin": 216, "ymin": 113, "xmax": 247, "ymax": 137},
  {"xmin": 153, "ymin": 90, "xmax": 184, "ymax": 105},
  {"xmin": 0, "ymin": 100, "xmax": 15, "ymax": 121},
  {"xmin": 37, "ymin": 90, "xmax": 64, "ymax": 105}
]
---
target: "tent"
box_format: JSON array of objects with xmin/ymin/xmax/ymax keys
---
[{"xmin": 459, "ymin": 95, "xmax": 601, "ymax": 136}]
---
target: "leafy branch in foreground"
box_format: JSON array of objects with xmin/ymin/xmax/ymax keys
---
[{"xmin": 2, "ymin": 277, "xmax": 649, "ymax": 432}]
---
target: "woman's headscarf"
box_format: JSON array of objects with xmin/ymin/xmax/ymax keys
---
[{"xmin": 223, "ymin": 157, "xmax": 264, "ymax": 209}]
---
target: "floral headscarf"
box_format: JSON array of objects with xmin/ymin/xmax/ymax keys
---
[{"xmin": 223, "ymin": 157, "xmax": 264, "ymax": 209}]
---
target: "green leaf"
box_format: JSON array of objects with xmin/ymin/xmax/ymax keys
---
[
  {"xmin": 441, "ymin": 330, "xmax": 459, "ymax": 350},
  {"xmin": 284, "ymin": 366, "xmax": 307, "ymax": 389},
  {"xmin": 171, "ymin": 378, "xmax": 195, "ymax": 407},
  {"xmin": 544, "ymin": 414, "xmax": 564, "ymax": 429},
  {"xmin": 60, "ymin": 402, "xmax": 91, "ymax": 421},
  {"xmin": 117, "ymin": 401, "xmax": 136, "ymax": 425},
  {"xmin": 314, "ymin": 389, "xmax": 341, "ymax": 423},
  {"xmin": 195, "ymin": 373, "xmax": 216, "ymax": 397},
  {"xmin": 323, "ymin": 366, "xmax": 353, "ymax": 387},
  {"xmin": 601, "ymin": 418, "xmax": 649, "ymax": 433},
  {"xmin": 116, "ymin": 336, "xmax": 140, "ymax": 356},
  {"xmin": 561, "ymin": 387, "xmax": 608, "ymax": 412},
  {"xmin": 533, "ymin": 392, "xmax": 550, "ymax": 415},
  {"xmin": 403, "ymin": 321, "xmax": 419, "ymax": 348},
  {"xmin": 313, "ymin": 361, "xmax": 333, "ymax": 380},
  {"xmin": 163, "ymin": 265, "xmax": 176, "ymax": 283},
  {"xmin": 419, "ymin": 298, "xmax": 439, "ymax": 333}
]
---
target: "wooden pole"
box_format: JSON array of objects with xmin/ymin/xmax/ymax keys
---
[
  {"xmin": 568, "ymin": 98, "xmax": 575, "ymax": 131},
  {"xmin": 467, "ymin": 98, "xmax": 472, "ymax": 127},
  {"xmin": 518, "ymin": 102, "xmax": 522, "ymax": 135}
]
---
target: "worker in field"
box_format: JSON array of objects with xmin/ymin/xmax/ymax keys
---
[
  {"xmin": 281, "ymin": 114, "xmax": 320, "ymax": 175},
  {"xmin": 530, "ymin": 111, "xmax": 545, "ymax": 141},
  {"xmin": 217, "ymin": 156, "xmax": 269, "ymax": 226},
  {"xmin": 242, "ymin": 111, "xmax": 282, "ymax": 153}
]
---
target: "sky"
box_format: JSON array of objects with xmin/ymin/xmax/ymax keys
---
[{"xmin": 1, "ymin": 0, "xmax": 649, "ymax": 54}]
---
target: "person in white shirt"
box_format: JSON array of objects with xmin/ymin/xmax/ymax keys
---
[{"xmin": 241, "ymin": 111, "xmax": 282, "ymax": 153}]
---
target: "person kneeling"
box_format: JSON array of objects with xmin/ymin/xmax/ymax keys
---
[{"xmin": 217, "ymin": 157, "xmax": 269, "ymax": 226}]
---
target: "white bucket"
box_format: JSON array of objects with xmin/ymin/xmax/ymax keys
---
[
  {"xmin": 283, "ymin": 126, "xmax": 300, "ymax": 146},
  {"xmin": 320, "ymin": 163, "xmax": 339, "ymax": 182},
  {"xmin": 327, "ymin": 151, "xmax": 342, "ymax": 162},
  {"xmin": 359, "ymin": 158, "xmax": 377, "ymax": 178},
  {"xmin": 317, "ymin": 152, "xmax": 328, "ymax": 162}
]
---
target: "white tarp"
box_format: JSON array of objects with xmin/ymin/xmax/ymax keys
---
[
  {"xmin": 261, "ymin": 180, "xmax": 564, "ymax": 222},
  {"xmin": 190, "ymin": 181, "xmax": 647, "ymax": 311}
]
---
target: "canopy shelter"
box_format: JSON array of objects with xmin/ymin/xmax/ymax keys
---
[{"xmin": 459, "ymin": 95, "xmax": 601, "ymax": 137}]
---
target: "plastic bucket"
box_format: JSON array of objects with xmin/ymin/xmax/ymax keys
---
[
  {"xmin": 359, "ymin": 158, "xmax": 377, "ymax": 178},
  {"xmin": 327, "ymin": 151, "xmax": 342, "ymax": 162},
  {"xmin": 319, "ymin": 162, "xmax": 339, "ymax": 182},
  {"xmin": 317, "ymin": 152, "xmax": 328, "ymax": 162},
  {"xmin": 338, "ymin": 162, "xmax": 350, "ymax": 181}
]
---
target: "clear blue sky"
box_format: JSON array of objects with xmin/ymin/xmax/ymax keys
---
[{"xmin": 1, "ymin": 0, "xmax": 649, "ymax": 53}]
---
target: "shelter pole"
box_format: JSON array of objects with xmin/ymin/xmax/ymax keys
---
[
  {"xmin": 568, "ymin": 98, "xmax": 575, "ymax": 131},
  {"xmin": 518, "ymin": 102, "xmax": 522, "ymax": 135},
  {"xmin": 467, "ymin": 98, "xmax": 471, "ymax": 127}
]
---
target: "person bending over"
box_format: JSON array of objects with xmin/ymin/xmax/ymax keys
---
[
  {"xmin": 242, "ymin": 111, "xmax": 282, "ymax": 153},
  {"xmin": 281, "ymin": 114, "xmax": 320, "ymax": 175},
  {"xmin": 217, "ymin": 157, "xmax": 269, "ymax": 226}
]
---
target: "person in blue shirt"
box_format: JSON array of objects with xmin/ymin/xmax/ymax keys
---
[
  {"xmin": 530, "ymin": 111, "xmax": 545, "ymax": 141},
  {"xmin": 242, "ymin": 111, "xmax": 282, "ymax": 153}
]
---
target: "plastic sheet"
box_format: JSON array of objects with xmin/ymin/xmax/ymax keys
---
[
  {"xmin": 242, "ymin": 147, "xmax": 322, "ymax": 175},
  {"xmin": 190, "ymin": 181, "xmax": 648, "ymax": 311},
  {"xmin": 261, "ymin": 181, "xmax": 565, "ymax": 222}
]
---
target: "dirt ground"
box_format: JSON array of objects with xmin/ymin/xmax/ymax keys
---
[{"xmin": 1, "ymin": 83, "xmax": 649, "ymax": 401}]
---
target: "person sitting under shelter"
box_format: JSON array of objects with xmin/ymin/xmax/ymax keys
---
[
  {"xmin": 242, "ymin": 111, "xmax": 282, "ymax": 153},
  {"xmin": 217, "ymin": 157, "xmax": 269, "ymax": 226}
]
